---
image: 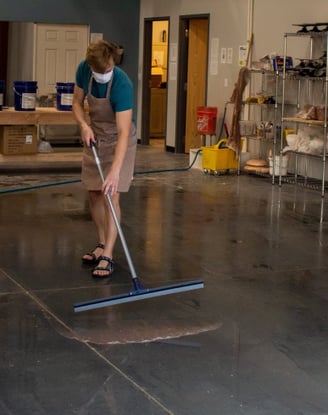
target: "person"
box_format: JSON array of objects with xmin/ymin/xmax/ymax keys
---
[{"xmin": 72, "ymin": 40, "xmax": 137, "ymax": 278}]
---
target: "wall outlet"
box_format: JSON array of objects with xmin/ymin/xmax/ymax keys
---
[{"xmin": 224, "ymin": 78, "xmax": 228, "ymax": 87}]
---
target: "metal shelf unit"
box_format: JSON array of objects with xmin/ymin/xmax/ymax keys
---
[
  {"xmin": 241, "ymin": 69, "xmax": 281, "ymax": 182},
  {"xmin": 280, "ymin": 31, "xmax": 328, "ymax": 222}
]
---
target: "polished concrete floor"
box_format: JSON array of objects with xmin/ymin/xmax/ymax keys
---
[{"xmin": 1, "ymin": 144, "xmax": 328, "ymax": 414}]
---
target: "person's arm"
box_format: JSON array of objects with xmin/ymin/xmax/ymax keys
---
[
  {"xmin": 72, "ymin": 85, "xmax": 95, "ymax": 146},
  {"xmin": 102, "ymin": 109, "xmax": 132, "ymax": 196}
]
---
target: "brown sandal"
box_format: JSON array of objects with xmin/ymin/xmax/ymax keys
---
[
  {"xmin": 82, "ymin": 243, "xmax": 105, "ymax": 264},
  {"xmin": 92, "ymin": 256, "xmax": 114, "ymax": 278}
]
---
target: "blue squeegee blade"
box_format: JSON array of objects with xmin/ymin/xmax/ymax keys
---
[{"xmin": 74, "ymin": 279, "xmax": 204, "ymax": 312}]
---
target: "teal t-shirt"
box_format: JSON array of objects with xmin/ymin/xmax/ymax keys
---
[{"xmin": 75, "ymin": 60, "xmax": 133, "ymax": 112}]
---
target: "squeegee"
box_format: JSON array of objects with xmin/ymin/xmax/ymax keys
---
[{"xmin": 74, "ymin": 142, "xmax": 204, "ymax": 312}]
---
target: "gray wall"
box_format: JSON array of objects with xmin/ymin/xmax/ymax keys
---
[
  {"xmin": 0, "ymin": 0, "xmax": 140, "ymax": 112},
  {"xmin": 138, "ymin": 0, "xmax": 249, "ymax": 147}
]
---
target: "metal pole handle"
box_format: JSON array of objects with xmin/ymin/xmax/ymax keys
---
[{"xmin": 90, "ymin": 142, "xmax": 139, "ymax": 282}]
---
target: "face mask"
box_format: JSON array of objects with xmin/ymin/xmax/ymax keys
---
[{"xmin": 92, "ymin": 69, "xmax": 113, "ymax": 84}]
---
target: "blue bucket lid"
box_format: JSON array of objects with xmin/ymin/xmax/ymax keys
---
[
  {"xmin": 13, "ymin": 81, "xmax": 38, "ymax": 87},
  {"xmin": 56, "ymin": 82, "xmax": 75, "ymax": 87}
]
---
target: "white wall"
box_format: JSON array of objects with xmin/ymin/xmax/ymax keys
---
[
  {"xmin": 138, "ymin": 0, "xmax": 328, "ymax": 149},
  {"xmin": 138, "ymin": 0, "xmax": 249, "ymax": 148}
]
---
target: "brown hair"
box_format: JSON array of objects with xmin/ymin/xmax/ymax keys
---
[{"xmin": 86, "ymin": 40, "xmax": 120, "ymax": 72}]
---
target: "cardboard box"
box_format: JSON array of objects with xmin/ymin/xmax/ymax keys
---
[{"xmin": 0, "ymin": 125, "xmax": 38, "ymax": 155}]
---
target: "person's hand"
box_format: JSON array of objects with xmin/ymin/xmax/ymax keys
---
[
  {"xmin": 80, "ymin": 125, "xmax": 95, "ymax": 147},
  {"xmin": 103, "ymin": 169, "xmax": 120, "ymax": 196}
]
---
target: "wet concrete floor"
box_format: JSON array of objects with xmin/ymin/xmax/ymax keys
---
[{"xmin": 1, "ymin": 144, "xmax": 328, "ymax": 414}]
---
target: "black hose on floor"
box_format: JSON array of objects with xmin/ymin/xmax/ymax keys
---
[{"xmin": 0, "ymin": 149, "xmax": 202, "ymax": 195}]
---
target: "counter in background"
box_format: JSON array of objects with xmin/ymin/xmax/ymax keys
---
[{"xmin": 0, "ymin": 107, "xmax": 89, "ymax": 125}]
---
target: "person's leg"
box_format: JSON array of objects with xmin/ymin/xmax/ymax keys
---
[
  {"xmin": 92, "ymin": 192, "xmax": 120, "ymax": 277},
  {"xmin": 82, "ymin": 190, "xmax": 106, "ymax": 262}
]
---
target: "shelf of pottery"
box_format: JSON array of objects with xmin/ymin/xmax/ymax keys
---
[
  {"xmin": 279, "ymin": 28, "xmax": 328, "ymax": 197},
  {"xmin": 240, "ymin": 26, "xmax": 328, "ymax": 195},
  {"xmin": 240, "ymin": 68, "xmax": 281, "ymax": 178}
]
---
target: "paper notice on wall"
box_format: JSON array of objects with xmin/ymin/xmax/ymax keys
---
[
  {"xmin": 239, "ymin": 45, "xmax": 247, "ymax": 66},
  {"xmin": 210, "ymin": 38, "xmax": 219, "ymax": 58},
  {"xmin": 210, "ymin": 60, "xmax": 218, "ymax": 75},
  {"xmin": 221, "ymin": 48, "xmax": 226, "ymax": 64},
  {"xmin": 227, "ymin": 48, "xmax": 233, "ymax": 64},
  {"xmin": 169, "ymin": 43, "xmax": 178, "ymax": 80},
  {"xmin": 210, "ymin": 38, "xmax": 219, "ymax": 75},
  {"xmin": 90, "ymin": 33, "xmax": 103, "ymax": 42}
]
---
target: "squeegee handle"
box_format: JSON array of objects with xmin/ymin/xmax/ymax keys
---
[{"xmin": 90, "ymin": 141, "xmax": 139, "ymax": 282}]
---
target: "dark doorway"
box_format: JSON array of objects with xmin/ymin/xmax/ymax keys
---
[{"xmin": 141, "ymin": 18, "xmax": 169, "ymax": 149}]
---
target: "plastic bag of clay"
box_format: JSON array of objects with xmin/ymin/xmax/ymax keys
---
[
  {"xmin": 296, "ymin": 105, "xmax": 317, "ymax": 120},
  {"xmin": 38, "ymin": 139, "xmax": 54, "ymax": 153}
]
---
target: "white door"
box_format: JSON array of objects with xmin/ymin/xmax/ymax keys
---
[{"xmin": 34, "ymin": 23, "xmax": 89, "ymax": 96}]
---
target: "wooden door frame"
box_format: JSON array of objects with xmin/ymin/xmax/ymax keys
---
[
  {"xmin": 0, "ymin": 22, "xmax": 9, "ymax": 89},
  {"xmin": 141, "ymin": 17, "xmax": 169, "ymax": 146},
  {"xmin": 175, "ymin": 18, "xmax": 189, "ymax": 153},
  {"xmin": 175, "ymin": 14, "xmax": 209, "ymax": 153},
  {"xmin": 140, "ymin": 19, "xmax": 152, "ymax": 145}
]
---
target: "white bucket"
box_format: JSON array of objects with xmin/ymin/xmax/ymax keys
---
[
  {"xmin": 189, "ymin": 148, "xmax": 203, "ymax": 170},
  {"xmin": 269, "ymin": 156, "xmax": 288, "ymax": 176},
  {"xmin": 240, "ymin": 151, "xmax": 251, "ymax": 167}
]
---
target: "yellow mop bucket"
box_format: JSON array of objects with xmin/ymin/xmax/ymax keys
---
[{"xmin": 202, "ymin": 138, "xmax": 238, "ymax": 172}]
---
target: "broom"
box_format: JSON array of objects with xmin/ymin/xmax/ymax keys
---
[{"xmin": 227, "ymin": 33, "xmax": 253, "ymax": 155}]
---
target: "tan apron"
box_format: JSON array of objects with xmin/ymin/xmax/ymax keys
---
[{"xmin": 81, "ymin": 74, "xmax": 137, "ymax": 192}]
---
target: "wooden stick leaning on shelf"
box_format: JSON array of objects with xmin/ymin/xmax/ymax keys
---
[
  {"xmin": 227, "ymin": 67, "xmax": 250, "ymax": 155},
  {"xmin": 227, "ymin": 33, "xmax": 253, "ymax": 155}
]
